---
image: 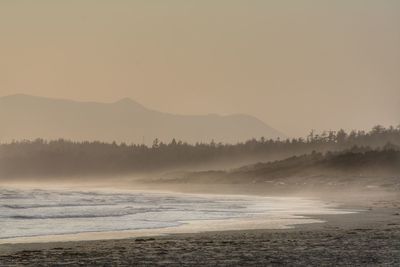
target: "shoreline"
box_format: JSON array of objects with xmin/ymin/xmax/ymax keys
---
[
  {"xmin": 0, "ymin": 205, "xmax": 399, "ymax": 265},
  {"xmin": 0, "ymin": 190, "xmax": 355, "ymax": 245},
  {"xmin": 0, "ymin": 185, "xmax": 399, "ymax": 265}
]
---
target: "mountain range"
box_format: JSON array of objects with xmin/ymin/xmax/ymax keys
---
[{"xmin": 0, "ymin": 94, "xmax": 284, "ymax": 144}]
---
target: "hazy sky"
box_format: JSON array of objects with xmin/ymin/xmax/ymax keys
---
[{"xmin": 0, "ymin": 0, "xmax": 399, "ymax": 137}]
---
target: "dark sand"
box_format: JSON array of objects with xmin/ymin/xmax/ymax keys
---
[{"xmin": 0, "ymin": 189, "xmax": 399, "ymax": 266}]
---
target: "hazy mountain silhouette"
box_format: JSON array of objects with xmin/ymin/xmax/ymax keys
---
[{"xmin": 0, "ymin": 94, "xmax": 284, "ymax": 144}]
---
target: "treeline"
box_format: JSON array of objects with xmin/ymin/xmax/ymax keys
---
[
  {"xmin": 0, "ymin": 125, "xmax": 399, "ymax": 178},
  {"xmin": 234, "ymin": 146, "xmax": 400, "ymax": 178},
  {"xmin": 169, "ymin": 147, "xmax": 400, "ymax": 184}
]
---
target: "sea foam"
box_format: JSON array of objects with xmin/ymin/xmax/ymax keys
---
[{"xmin": 0, "ymin": 187, "xmax": 353, "ymax": 241}]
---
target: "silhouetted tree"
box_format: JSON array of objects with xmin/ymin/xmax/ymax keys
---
[{"xmin": 0, "ymin": 125, "xmax": 399, "ymax": 178}]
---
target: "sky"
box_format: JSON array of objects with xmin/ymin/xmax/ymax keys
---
[{"xmin": 0, "ymin": 0, "xmax": 399, "ymax": 137}]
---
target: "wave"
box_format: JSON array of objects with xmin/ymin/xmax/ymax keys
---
[
  {"xmin": 3, "ymin": 207, "xmax": 164, "ymax": 220},
  {"xmin": 0, "ymin": 187, "xmax": 350, "ymax": 241},
  {"xmin": 9, "ymin": 213, "xmax": 141, "ymax": 220},
  {"xmin": 1, "ymin": 203, "xmax": 120, "ymax": 209}
]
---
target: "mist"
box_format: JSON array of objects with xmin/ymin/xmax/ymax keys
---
[{"xmin": 1, "ymin": 2, "xmax": 400, "ymax": 265}]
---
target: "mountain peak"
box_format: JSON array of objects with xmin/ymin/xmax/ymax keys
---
[
  {"xmin": 116, "ymin": 97, "xmax": 134, "ymax": 103},
  {"xmin": 114, "ymin": 97, "xmax": 145, "ymax": 108},
  {"xmin": 0, "ymin": 94, "xmax": 284, "ymax": 143}
]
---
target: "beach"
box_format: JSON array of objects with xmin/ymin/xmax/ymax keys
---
[{"xmin": 0, "ymin": 186, "xmax": 399, "ymax": 266}]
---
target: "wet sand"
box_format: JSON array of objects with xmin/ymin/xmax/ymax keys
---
[{"xmin": 0, "ymin": 196, "xmax": 399, "ymax": 266}]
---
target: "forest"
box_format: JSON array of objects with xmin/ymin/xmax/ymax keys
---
[
  {"xmin": 0, "ymin": 125, "xmax": 399, "ymax": 178},
  {"xmin": 162, "ymin": 147, "xmax": 400, "ymax": 184}
]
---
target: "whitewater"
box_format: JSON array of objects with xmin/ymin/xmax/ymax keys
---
[{"xmin": 0, "ymin": 186, "xmax": 354, "ymax": 243}]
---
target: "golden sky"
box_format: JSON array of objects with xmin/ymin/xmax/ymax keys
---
[{"xmin": 0, "ymin": 0, "xmax": 399, "ymax": 136}]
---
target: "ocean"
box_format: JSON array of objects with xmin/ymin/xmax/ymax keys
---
[{"xmin": 0, "ymin": 186, "xmax": 353, "ymax": 243}]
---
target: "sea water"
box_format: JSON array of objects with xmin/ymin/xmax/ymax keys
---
[{"xmin": 0, "ymin": 187, "xmax": 353, "ymax": 242}]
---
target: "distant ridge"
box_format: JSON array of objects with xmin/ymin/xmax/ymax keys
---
[{"xmin": 0, "ymin": 94, "xmax": 284, "ymax": 144}]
